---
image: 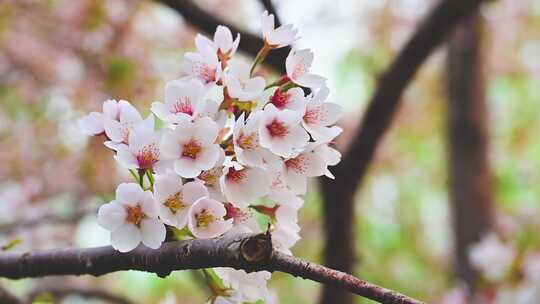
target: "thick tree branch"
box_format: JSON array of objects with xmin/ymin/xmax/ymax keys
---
[
  {"xmin": 156, "ymin": 0, "xmax": 288, "ymax": 74},
  {"xmin": 447, "ymin": 9, "xmax": 492, "ymax": 291},
  {"xmin": 0, "ymin": 233, "xmax": 424, "ymax": 304},
  {"xmin": 320, "ymin": 0, "xmax": 488, "ymax": 303}
]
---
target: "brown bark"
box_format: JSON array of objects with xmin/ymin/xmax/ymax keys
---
[
  {"xmin": 0, "ymin": 232, "xmax": 424, "ymax": 304},
  {"xmin": 320, "ymin": 0, "xmax": 489, "ymax": 303},
  {"xmin": 447, "ymin": 9, "xmax": 493, "ymax": 290}
]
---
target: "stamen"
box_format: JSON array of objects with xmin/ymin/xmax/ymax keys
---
[{"xmin": 125, "ymin": 205, "xmax": 144, "ymax": 226}]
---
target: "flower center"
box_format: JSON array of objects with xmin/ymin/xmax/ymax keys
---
[
  {"xmin": 303, "ymin": 108, "xmax": 320, "ymax": 124},
  {"xmin": 198, "ymin": 168, "xmax": 221, "ymax": 186},
  {"xmin": 194, "ymin": 62, "xmax": 217, "ymax": 84},
  {"xmin": 195, "ymin": 209, "xmax": 215, "ymax": 228},
  {"xmin": 266, "ymin": 119, "xmax": 289, "ymax": 138},
  {"xmin": 182, "ymin": 140, "xmax": 202, "ymax": 159},
  {"xmin": 285, "ymin": 155, "xmax": 307, "ymax": 174},
  {"xmin": 173, "ymin": 97, "xmax": 193, "ymax": 115},
  {"xmin": 164, "ymin": 191, "xmax": 185, "ymax": 213},
  {"xmin": 226, "ymin": 167, "xmax": 247, "ymax": 182},
  {"xmin": 125, "ymin": 205, "xmax": 144, "ymax": 226},
  {"xmin": 136, "ymin": 144, "xmax": 159, "ymax": 169},
  {"xmin": 237, "ymin": 132, "xmax": 257, "ymax": 150},
  {"xmin": 271, "ymin": 89, "xmax": 290, "ymax": 109}
]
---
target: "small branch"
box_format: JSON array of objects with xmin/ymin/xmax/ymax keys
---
[
  {"xmin": 0, "ymin": 284, "xmax": 23, "ymax": 304},
  {"xmin": 156, "ymin": 0, "xmax": 288, "ymax": 74},
  {"xmin": 28, "ymin": 286, "xmax": 134, "ymax": 304},
  {"xmin": 0, "ymin": 233, "xmax": 423, "ymax": 304},
  {"xmin": 259, "ymin": 0, "xmax": 282, "ymax": 27}
]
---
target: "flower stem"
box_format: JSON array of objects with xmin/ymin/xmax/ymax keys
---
[
  {"xmin": 128, "ymin": 169, "xmax": 139, "ymax": 183},
  {"xmin": 146, "ymin": 170, "xmax": 155, "ymax": 189},
  {"xmin": 250, "ymin": 44, "xmax": 271, "ymax": 76}
]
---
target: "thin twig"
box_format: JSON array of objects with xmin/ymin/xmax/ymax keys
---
[{"xmin": 0, "ymin": 233, "xmax": 424, "ymax": 304}]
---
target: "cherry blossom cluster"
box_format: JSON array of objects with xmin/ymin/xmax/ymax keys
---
[{"xmin": 79, "ymin": 11, "xmax": 341, "ymax": 303}]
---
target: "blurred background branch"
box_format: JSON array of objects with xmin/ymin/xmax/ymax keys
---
[
  {"xmin": 320, "ymin": 0, "xmax": 489, "ymax": 302},
  {"xmin": 446, "ymin": 8, "xmax": 493, "ymax": 294}
]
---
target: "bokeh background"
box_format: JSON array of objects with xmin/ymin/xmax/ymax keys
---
[{"xmin": 0, "ymin": 0, "xmax": 539, "ymax": 303}]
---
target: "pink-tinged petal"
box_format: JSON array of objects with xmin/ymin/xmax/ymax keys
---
[
  {"xmin": 160, "ymin": 129, "xmax": 182, "ymax": 159},
  {"xmin": 104, "ymin": 141, "xmax": 122, "ymax": 151},
  {"xmin": 196, "ymin": 145, "xmax": 221, "ymax": 171},
  {"xmin": 174, "ymin": 158, "xmax": 201, "ymax": 178},
  {"xmin": 116, "ymin": 183, "xmax": 144, "ymax": 206},
  {"xmin": 285, "ymin": 171, "xmax": 308, "ymax": 195},
  {"xmin": 214, "ymin": 25, "xmax": 233, "ymax": 52},
  {"xmin": 102, "ymin": 99, "xmax": 119, "ymax": 120},
  {"xmin": 97, "ymin": 201, "xmax": 126, "ymax": 231},
  {"xmin": 153, "ymin": 159, "xmax": 174, "ymax": 175},
  {"xmin": 140, "ymin": 190, "xmax": 157, "ymax": 218},
  {"xmin": 140, "ymin": 218, "xmax": 166, "ymax": 249},
  {"xmin": 118, "ymin": 100, "xmax": 141, "ymax": 122},
  {"xmin": 318, "ymin": 102, "xmax": 342, "ymax": 126},
  {"xmin": 103, "ymin": 118, "xmax": 123, "ymax": 142},
  {"xmin": 182, "ymin": 181, "xmax": 209, "ymax": 204},
  {"xmin": 304, "ymin": 124, "xmax": 342, "ymax": 142},
  {"xmin": 158, "ymin": 203, "xmax": 178, "ymax": 227},
  {"xmin": 154, "ymin": 171, "xmax": 183, "ymax": 203},
  {"xmin": 111, "ymin": 223, "xmax": 142, "ymax": 252},
  {"xmin": 151, "ymin": 101, "xmax": 173, "ymax": 122},
  {"xmin": 194, "ymin": 117, "xmax": 219, "ymax": 145},
  {"xmin": 78, "ymin": 112, "xmax": 104, "ymax": 136},
  {"xmin": 296, "ymin": 73, "xmax": 326, "ymax": 89},
  {"xmin": 221, "ymin": 166, "xmax": 270, "ymax": 208},
  {"xmin": 115, "ymin": 144, "xmax": 139, "ymax": 169},
  {"xmin": 261, "ymin": 11, "xmax": 275, "ymax": 37},
  {"xmin": 195, "ymin": 34, "xmax": 215, "ymax": 54}
]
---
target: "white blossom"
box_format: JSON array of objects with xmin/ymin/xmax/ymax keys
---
[
  {"xmin": 259, "ymin": 104, "xmax": 309, "ymax": 158},
  {"xmin": 286, "ymin": 49, "xmax": 326, "ymax": 89},
  {"xmin": 303, "ymin": 87, "xmax": 343, "ymax": 141},
  {"xmin": 233, "ymin": 112, "xmax": 280, "ymax": 169},
  {"xmin": 469, "ymin": 233, "xmax": 516, "ymax": 282},
  {"xmin": 115, "ymin": 116, "xmax": 169, "ymax": 173},
  {"xmin": 78, "ymin": 99, "xmax": 124, "ymax": 136},
  {"xmin": 184, "ymin": 42, "xmax": 222, "ymax": 85},
  {"xmin": 103, "ymin": 101, "xmax": 153, "ymax": 151},
  {"xmin": 261, "ymin": 11, "xmax": 298, "ymax": 48},
  {"xmin": 224, "ymin": 60, "xmax": 265, "ymax": 101},
  {"xmin": 151, "ymin": 78, "xmax": 211, "ymax": 124},
  {"xmin": 160, "ymin": 117, "xmax": 222, "ymax": 178},
  {"xmin": 154, "ymin": 170, "xmax": 208, "ymax": 228},
  {"xmin": 220, "ymin": 161, "xmax": 271, "ymax": 208},
  {"xmin": 188, "ymin": 197, "xmax": 233, "ymax": 239},
  {"xmin": 214, "ymin": 268, "xmax": 271, "ymax": 302},
  {"xmin": 196, "ymin": 25, "xmax": 240, "ymax": 61},
  {"xmin": 270, "ymin": 87, "xmax": 307, "ymax": 114},
  {"xmin": 97, "ymin": 183, "xmax": 165, "ymax": 252}
]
